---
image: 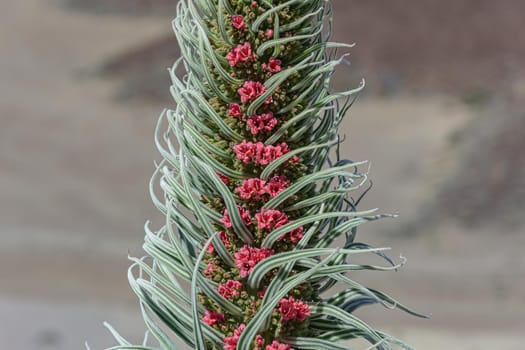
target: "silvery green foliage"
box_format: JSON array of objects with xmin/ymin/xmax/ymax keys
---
[{"xmin": 102, "ymin": 1, "xmax": 425, "ymax": 349}]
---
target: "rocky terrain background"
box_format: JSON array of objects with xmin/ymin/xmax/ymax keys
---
[{"xmin": 1, "ymin": 0, "xmax": 524, "ymax": 349}]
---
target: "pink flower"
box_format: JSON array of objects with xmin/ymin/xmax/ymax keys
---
[
  {"xmin": 204, "ymin": 262, "xmax": 216, "ymax": 277},
  {"xmin": 238, "ymin": 81, "xmax": 266, "ymax": 103},
  {"xmin": 247, "ymin": 112, "xmax": 278, "ymax": 135},
  {"xmin": 255, "ymin": 209, "xmax": 289, "ymax": 231},
  {"xmin": 219, "ymin": 231, "xmax": 230, "ymax": 246},
  {"xmin": 202, "ymin": 310, "xmax": 225, "ymax": 327},
  {"xmin": 230, "ymin": 15, "xmax": 247, "ymax": 30},
  {"xmin": 233, "ymin": 140, "xmax": 258, "ymax": 164},
  {"xmin": 258, "ymin": 286, "xmax": 267, "ymax": 299},
  {"xmin": 288, "ymin": 227, "xmax": 304, "ymax": 244},
  {"xmin": 263, "ymin": 57, "xmax": 282, "ymax": 73},
  {"xmin": 237, "ymin": 178, "xmax": 267, "ymax": 200},
  {"xmin": 234, "ymin": 141, "xmax": 291, "ymax": 166},
  {"xmin": 239, "ymin": 207, "xmax": 253, "ymax": 226},
  {"xmin": 234, "ymin": 245, "xmax": 274, "ymax": 278},
  {"xmin": 228, "ymin": 103, "xmax": 244, "ymax": 118},
  {"xmin": 220, "ymin": 209, "xmax": 233, "ymax": 228},
  {"xmin": 216, "ymin": 172, "xmax": 229, "ymax": 185},
  {"xmin": 265, "ymin": 175, "xmax": 290, "ymax": 198},
  {"xmin": 266, "ymin": 29, "xmax": 274, "ymax": 39},
  {"xmin": 227, "ymin": 42, "xmax": 256, "ymax": 67},
  {"xmin": 278, "ymin": 296, "xmax": 310, "ymax": 322},
  {"xmin": 224, "ymin": 324, "xmax": 246, "ymax": 350},
  {"xmin": 218, "ymin": 279, "xmax": 243, "ymax": 300},
  {"xmin": 258, "ymin": 143, "xmax": 291, "ymax": 165},
  {"xmin": 266, "ymin": 340, "xmax": 292, "ymax": 350},
  {"xmin": 208, "ymin": 231, "xmax": 231, "ymax": 254},
  {"xmin": 256, "ymin": 335, "xmax": 265, "ymax": 347},
  {"xmin": 220, "ymin": 206, "xmax": 252, "ymax": 228}
]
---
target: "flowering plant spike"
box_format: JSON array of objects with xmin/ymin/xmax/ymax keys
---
[{"xmin": 103, "ymin": 1, "xmax": 426, "ymax": 349}]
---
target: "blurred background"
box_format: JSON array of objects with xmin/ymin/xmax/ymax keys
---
[{"xmin": 1, "ymin": 0, "xmax": 524, "ymax": 349}]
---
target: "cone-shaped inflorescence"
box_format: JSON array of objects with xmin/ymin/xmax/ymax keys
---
[{"xmin": 105, "ymin": 1, "xmax": 426, "ymax": 349}]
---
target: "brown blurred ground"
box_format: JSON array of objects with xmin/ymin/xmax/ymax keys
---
[{"xmin": 1, "ymin": 0, "xmax": 524, "ymax": 349}]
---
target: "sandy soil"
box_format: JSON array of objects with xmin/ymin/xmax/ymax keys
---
[{"xmin": 1, "ymin": 1, "xmax": 524, "ymax": 349}]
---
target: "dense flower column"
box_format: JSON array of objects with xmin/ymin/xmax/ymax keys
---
[
  {"xmin": 188, "ymin": 1, "xmax": 344, "ymax": 349},
  {"xmin": 198, "ymin": 2, "xmax": 315, "ymax": 349}
]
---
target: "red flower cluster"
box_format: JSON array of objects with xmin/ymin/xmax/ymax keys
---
[
  {"xmin": 266, "ymin": 340, "xmax": 292, "ymax": 350},
  {"xmin": 254, "ymin": 335, "xmax": 266, "ymax": 350},
  {"xmin": 228, "ymin": 103, "xmax": 244, "ymax": 118},
  {"xmin": 255, "ymin": 209, "xmax": 304, "ymax": 242},
  {"xmin": 262, "ymin": 57, "xmax": 282, "ymax": 73},
  {"xmin": 238, "ymin": 81, "xmax": 270, "ymax": 104},
  {"xmin": 202, "ymin": 310, "xmax": 226, "ymax": 327},
  {"xmin": 247, "ymin": 112, "xmax": 278, "ymax": 135},
  {"xmin": 207, "ymin": 231, "xmax": 230, "ymax": 254},
  {"xmin": 234, "ymin": 245, "xmax": 274, "ymax": 278},
  {"xmin": 218, "ymin": 279, "xmax": 243, "ymax": 300},
  {"xmin": 220, "ymin": 206, "xmax": 252, "ymax": 228},
  {"xmin": 230, "ymin": 15, "xmax": 247, "ymax": 31},
  {"xmin": 227, "ymin": 42, "xmax": 257, "ymax": 67},
  {"xmin": 278, "ymin": 296, "xmax": 311, "ymax": 322},
  {"xmin": 224, "ymin": 324, "xmax": 246, "ymax": 350},
  {"xmin": 216, "ymin": 172, "xmax": 229, "ymax": 185},
  {"xmin": 266, "ymin": 175, "xmax": 291, "ymax": 197},
  {"xmin": 203, "ymin": 262, "xmax": 216, "ymax": 276},
  {"xmin": 255, "ymin": 209, "xmax": 289, "ymax": 231},
  {"xmin": 233, "ymin": 141, "xmax": 291, "ymax": 166},
  {"xmin": 254, "ymin": 337, "xmax": 292, "ymax": 350},
  {"xmin": 287, "ymin": 227, "xmax": 305, "ymax": 244},
  {"xmin": 236, "ymin": 175, "xmax": 289, "ymax": 201},
  {"xmin": 237, "ymin": 178, "xmax": 267, "ymax": 200}
]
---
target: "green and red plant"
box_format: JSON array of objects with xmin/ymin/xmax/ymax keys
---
[{"xmin": 103, "ymin": 1, "xmax": 425, "ymax": 349}]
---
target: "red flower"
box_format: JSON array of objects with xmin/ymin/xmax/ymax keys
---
[
  {"xmin": 202, "ymin": 310, "xmax": 225, "ymax": 327},
  {"xmin": 216, "ymin": 171, "xmax": 229, "ymax": 185},
  {"xmin": 224, "ymin": 324, "xmax": 246, "ymax": 350},
  {"xmin": 228, "ymin": 103, "xmax": 244, "ymax": 118},
  {"xmin": 227, "ymin": 42, "xmax": 256, "ymax": 67},
  {"xmin": 237, "ymin": 178, "xmax": 267, "ymax": 200},
  {"xmin": 254, "ymin": 335, "xmax": 266, "ymax": 350},
  {"xmin": 278, "ymin": 296, "xmax": 310, "ymax": 322},
  {"xmin": 263, "ymin": 57, "xmax": 282, "ymax": 73},
  {"xmin": 203, "ymin": 262, "xmax": 216, "ymax": 277},
  {"xmin": 219, "ymin": 231, "xmax": 230, "ymax": 246},
  {"xmin": 233, "ymin": 140, "xmax": 258, "ymax": 164},
  {"xmin": 288, "ymin": 227, "xmax": 305, "ymax": 244},
  {"xmin": 234, "ymin": 245, "xmax": 274, "ymax": 278},
  {"xmin": 230, "ymin": 15, "xmax": 247, "ymax": 30},
  {"xmin": 220, "ymin": 206, "xmax": 252, "ymax": 228},
  {"xmin": 208, "ymin": 231, "xmax": 231, "ymax": 254},
  {"xmin": 218, "ymin": 279, "xmax": 243, "ymax": 300},
  {"xmin": 238, "ymin": 81, "xmax": 266, "ymax": 103},
  {"xmin": 255, "ymin": 209, "xmax": 289, "ymax": 231},
  {"xmin": 266, "ymin": 340, "xmax": 292, "ymax": 350},
  {"xmin": 247, "ymin": 112, "xmax": 278, "ymax": 135},
  {"xmin": 259, "ymin": 143, "xmax": 290, "ymax": 166},
  {"xmin": 234, "ymin": 141, "xmax": 291, "ymax": 166},
  {"xmin": 265, "ymin": 175, "xmax": 290, "ymax": 198},
  {"xmin": 258, "ymin": 286, "xmax": 267, "ymax": 299}
]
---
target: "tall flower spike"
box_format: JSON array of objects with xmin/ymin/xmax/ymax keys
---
[{"xmin": 103, "ymin": 1, "xmax": 426, "ymax": 350}]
